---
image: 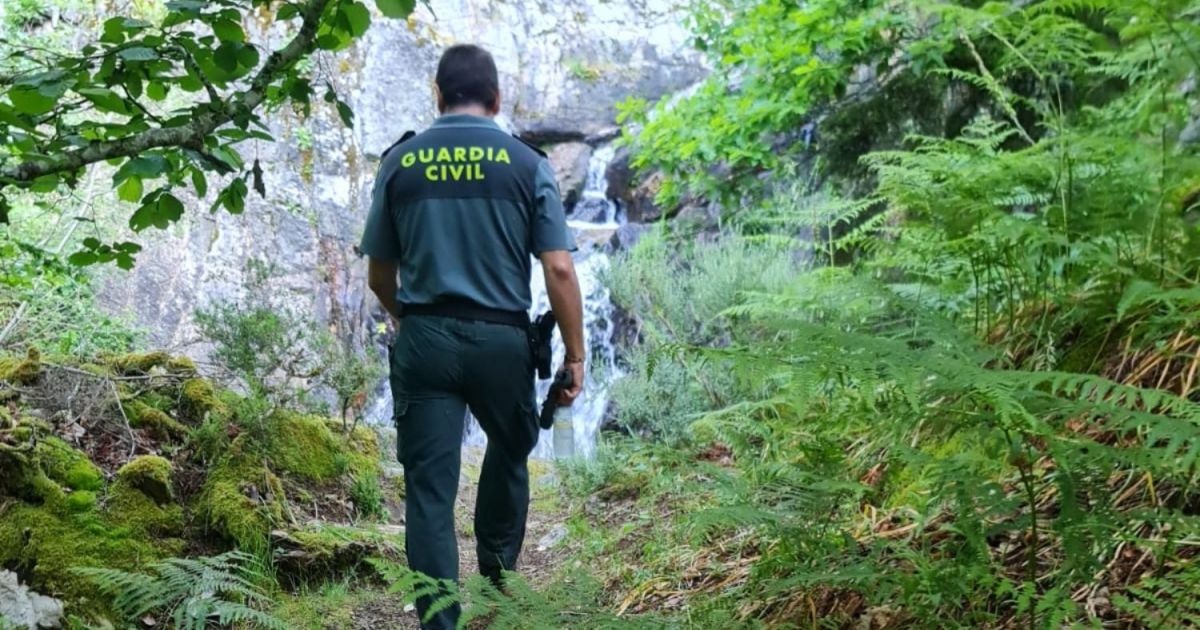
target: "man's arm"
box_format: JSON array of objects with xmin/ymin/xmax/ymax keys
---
[
  {"xmin": 540, "ymin": 250, "xmax": 585, "ymax": 405},
  {"xmin": 367, "ymin": 258, "xmax": 401, "ymax": 320}
]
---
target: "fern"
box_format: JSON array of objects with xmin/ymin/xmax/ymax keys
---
[{"xmin": 76, "ymin": 552, "xmax": 285, "ymax": 630}]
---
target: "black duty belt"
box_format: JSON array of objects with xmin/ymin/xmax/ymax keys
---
[{"xmin": 399, "ymin": 301, "xmax": 529, "ymax": 328}]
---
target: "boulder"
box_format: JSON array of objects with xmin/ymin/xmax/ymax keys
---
[
  {"xmin": 546, "ymin": 142, "xmax": 592, "ymax": 210},
  {"xmin": 606, "ymin": 147, "xmax": 666, "ymax": 223},
  {"xmin": 115, "ymin": 455, "xmax": 174, "ymax": 505},
  {"xmin": 609, "ymin": 223, "xmax": 651, "ymax": 251},
  {"xmin": 0, "ymin": 570, "xmax": 64, "ymax": 629}
]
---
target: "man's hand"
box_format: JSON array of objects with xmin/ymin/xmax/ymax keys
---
[
  {"xmin": 367, "ymin": 257, "xmax": 401, "ymax": 320},
  {"xmin": 541, "ymin": 250, "xmax": 585, "ymax": 406},
  {"xmin": 557, "ymin": 361, "xmax": 585, "ymax": 406}
]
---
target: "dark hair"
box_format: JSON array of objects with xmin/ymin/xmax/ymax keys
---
[{"xmin": 435, "ymin": 44, "xmax": 499, "ymax": 111}]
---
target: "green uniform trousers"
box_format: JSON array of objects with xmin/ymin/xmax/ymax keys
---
[{"xmin": 389, "ymin": 314, "xmax": 540, "ymax": 630}]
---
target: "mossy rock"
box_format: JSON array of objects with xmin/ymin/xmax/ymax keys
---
[
  {"xmin": 103, "ymin": 351, "xmax": 171, "ymax": 375},
  {"xmin": 0, "ymin": 348, "xmax": 42, "ymax": 385},
  {"xmin": 114, "ymin": 456, "xmax": 173, "ymax": 505},
  {"xmin": 109, "ymin": 457, "xmax": 183, "ymax": 536},
  {"xmin": 0, "ymin": 501, "xmax": 182, "ymax": 613},
  {"xmin": 125, "ymin": 400, "xmax": 188, "ymax": 442},
  {"xmin": 165, "ymin": 356, "xmax": 197, "ymax": 374},
  {"xmin": 271, "ymin": 524, "xmax": 403, "ymax": 586},
  {"xmin": 34, "ymin": 437, "xmax": 103, "ymax": 493},
  {"xmin": 196, "ymin": 440, "xmax": 288, "ymax": 550},
  {"xmin": 270, "ymin": 414, "xmax": 378, "ymax": 482},
  {"xmin": 179, "ymin": 378, "xmax": 228, "ymax": 421}
]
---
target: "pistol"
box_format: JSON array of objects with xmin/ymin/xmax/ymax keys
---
[{"xmin": 538, "ymin": 369, "xmax": 574, "ymax": 430}]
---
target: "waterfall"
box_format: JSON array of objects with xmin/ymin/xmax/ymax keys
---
[
  {"xmin": 369, "ymin": 144, "xmax": 625, "ymax": 460},
  {"xmin": 466, "ymin": 143, "xmax": 623, "ymax": 459}
]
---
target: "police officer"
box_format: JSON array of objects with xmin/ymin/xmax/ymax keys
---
[{"xmin": 359, "ymin": 44, "xmax": 586, "ymax": 629}]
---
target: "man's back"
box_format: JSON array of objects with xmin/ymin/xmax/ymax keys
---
[{"xmin": 363, "ymin": 114, "xmax": 570, "ymax": 313}]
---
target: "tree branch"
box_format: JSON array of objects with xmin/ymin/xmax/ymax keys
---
[{"xmin": 0, "ymin": 0, "xmax": 331, "ymax": 185}]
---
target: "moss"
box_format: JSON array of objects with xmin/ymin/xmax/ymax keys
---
[
  {"xmin": 65, "ymin": 491, "xmax": 97, "ymax": 513},
  {"xmin": 33, "ymin": 436, "xmax": 103, "ymax": 492},
  {"xmin": 109, "ymin": 458, "xmax": 183, "ymax": 536},
  {"xmin": 0, "ymin": 347, "xmax": 42, "ymax": 385},
  {"xmin": 196, "ymin": 439, "xmax": 287, "ymax": 550},
  {"xmin": 125, "ymin": 400, "xmax": 188, "ymax": 442},
  {"xmin": 165, "ymin": 356, "xmax": 197, "ymax": 373},
  {"xmin": 271, "ymin": 414, "xmax": 351, "ymax": 482},
  {"xmin": 180, "ymin": 377, "xmax": 228, "ymax": 420},
  {"xmin": 104, "ymin": 351, "xmax": 171, "ymax": 374},
  {"xmin": 0, "ymin": 501, "xmax": 181, "ymax": 612},
  {"xmin": 115, "ymin": 456, "xmax": 173, "ymax": 504}
]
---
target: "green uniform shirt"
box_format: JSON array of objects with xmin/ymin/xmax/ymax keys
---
[{"xmin": 359, "ymin": 114, "xmax": 574, "ymax": 312}]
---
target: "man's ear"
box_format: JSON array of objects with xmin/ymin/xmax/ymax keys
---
[
  {"xmin": 433, "ymin": 84, "xmax": 446, "ymax": 113},
  {"xmin": 489, "ymin": 89, "xmax": 502, "ymax": 116}
]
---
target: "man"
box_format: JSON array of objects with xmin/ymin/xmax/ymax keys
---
[{"xmin": 360, "ymin": 44, "xmax": 586, "ymax": 629}]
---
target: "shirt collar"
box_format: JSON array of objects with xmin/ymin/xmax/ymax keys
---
[{"xmin": 432, "ymin": 114, "xmax": 503, "ymax": 130}]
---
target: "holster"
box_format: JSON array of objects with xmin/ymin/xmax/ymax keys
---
[{"xmin": 529, "ymin": 311, "xmax": 557, "ymax": 380}]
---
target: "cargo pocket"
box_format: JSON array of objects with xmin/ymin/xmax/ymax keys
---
[
  {"xmin": 392, "ymin": 396, "xmax": 409, "ymax": 465},
  {"xmin": 515, "ymin": 397, "xmax": 539, "ymax": 459}
]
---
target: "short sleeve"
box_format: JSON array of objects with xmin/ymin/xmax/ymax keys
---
[
  {"xmin": 359, "ymin": 166, "xmax": 402, "ymax": 260},
  {"xmin": 531, "ymin": 159, "xmax": 576, "ymax": 254}
]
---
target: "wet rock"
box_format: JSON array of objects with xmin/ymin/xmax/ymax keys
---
[
  {"xmin": 609, "ymin": 223, "xmax": 651, "ymax": 251},
  {"xmin": 0, "ymin": 570, "xmax": 64, "ymax": 629},
  {"xmin": 547, "ymin": 142, "xmax": 592, "ymax": 210},
  {"xmin": 606, "ymin": 148, "xmax": 666, "ymax": 223},
  {"xmin": 570, "ymin": 198, "xmax": 612, "ymax": 224}
]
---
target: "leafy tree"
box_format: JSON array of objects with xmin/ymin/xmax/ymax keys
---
[{"xmin": 0, "ymin": 0, "xmax": 418, "ymax": 266}]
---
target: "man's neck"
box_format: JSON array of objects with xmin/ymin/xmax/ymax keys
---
[{"xmin": 442, "ymin": 105, "xmax": 492, "ymax": 118}]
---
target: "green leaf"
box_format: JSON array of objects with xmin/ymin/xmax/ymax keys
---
[
  {"xmin": 191, "ymin": 169, "xmax": 208, "ymax": 198},
  {"xmin": 118, "ymin": 176, "xmax": 144, "ymax": 203},
  {"xmin": 212, "ymin": 18, "xmax": 246, "ymax": 43},
  {"xmin": 214, "ymin": 43, "xmax": 241, "ymax": 72},
  {"xmin": 115, "ymin": 154, "xmax": 169, "ymax": 182},
  {"xmin": 277, "ymin": 3, "xmax": 300, "ymax": 20},
  {"xmin": 343, "ymin": 1, "xmax": 372, "ymax": 37},
  {"xmin": 77, "ymin": 87, "xmax": 131, "ymax": 114},
  {"xmin": 336, "ymin": 100, "xmax": 354, "ymax": 128},
  {"xmin": 9, "ymin": 86, "xmax": 59, "ymax": 115},
  {"xmin": 146, "ymin": 81, "xmax": 169, "ymax": 101},
  {"xmin": 237, "ymin": 44, "xmax": 260, "ymax": 69},
  {"xmin": 130, "ymin": 192, "xmax": 185, "ymax": 231},
  {"xmin": 82, "ymin": 237, "xmax": 101, "ymax": 249},
  {"xmin": 118, "ymin": 47, "xmax": 159, "ymax": 62},
  {"xmin": 68, "ymin": 251, "xmax": 99, "ymax": 266},
  {"xmin": 376, "ymin": 0, "xmax": 416, "ymax": 19}
]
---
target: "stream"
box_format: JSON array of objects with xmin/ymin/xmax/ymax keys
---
[{"xmin": 367, "ymin": 143, "xmax": 626, "ymax": 460}]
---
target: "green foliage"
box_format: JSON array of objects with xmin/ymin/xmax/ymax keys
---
[
  {"xmin": 372, "ymin": 560, "xmax": 676, "ymax": 629},
  {"xmin": 76, "ymin": 551, "xmax": 286, "ymax": 630},
  {"xmin": 0, "ymin": 0, "xmax": 420, "ymax": 266},
  {"xmin": 595, "ymin": 0, "xmax": 1200, "ymax": 627},
  {"xmin": 0, "ymin": 237, "xmax": 140, "ymax": 356},
  {"xmin": 348, "ymin": 473, "xmax": 385, "ymax": 520}
]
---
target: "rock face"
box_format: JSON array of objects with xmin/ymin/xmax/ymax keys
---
[
  {"xmin": 546, "ymin": 142, "xmax": 592, "ymax": 211},
  {"xmin": 98, "ymin": 0, "xmax": 705, "ymax": 358},
  {"xmin": 0, "ymin": 570, "xmax": 64, "ymax": 630}
]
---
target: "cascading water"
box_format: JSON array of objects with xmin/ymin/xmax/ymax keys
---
[
  {"xmin": 367, "ymin": 144, "xmax": 625, "ymax": 460},
  {"xmin": 465, "ymin": 143, "xmax": 624, "ymax": 459}
]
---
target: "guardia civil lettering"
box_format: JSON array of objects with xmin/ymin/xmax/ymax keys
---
[{"xmin": 399, "ymin": 146, "xmax": 511, "ymax": 181}]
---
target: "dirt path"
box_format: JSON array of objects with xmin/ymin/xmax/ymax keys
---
[{"xmin": 344, "ymin": 447, "xmax": 568, "ymax": 629}]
